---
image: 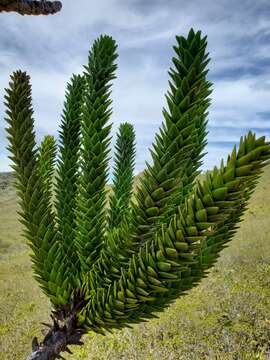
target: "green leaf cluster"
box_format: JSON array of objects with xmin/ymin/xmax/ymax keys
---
[{"xmin": 4, "ymin": 28, "xmax": 270, "ymax": 334}]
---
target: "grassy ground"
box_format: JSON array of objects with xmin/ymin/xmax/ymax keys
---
[{"xmin": 0, "ymin": 166, "xmax": 270, "ymax": 359}]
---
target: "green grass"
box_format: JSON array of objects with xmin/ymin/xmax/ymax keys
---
[{"xmin": 0, "ymin": 167, "xmax": 270, "ymax": 359}]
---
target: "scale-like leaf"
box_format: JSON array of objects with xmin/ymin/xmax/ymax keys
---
[{"xmin": 80, "ymin": 133, "xmax": 270, "ymax": 332}]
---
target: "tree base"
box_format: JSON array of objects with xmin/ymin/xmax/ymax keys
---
[
  {"xmin": 26, "ymin": 289, "xmax": 88, "ymax": 360},
  {"xmin": 26, "ymin": 323, "xmax": 86, "ymax": 360}
]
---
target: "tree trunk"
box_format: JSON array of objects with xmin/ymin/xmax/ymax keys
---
[
  {"xmin": 0, "ymin": 0, "xmax": 62, "ymax": 15},
  {"xmin": 26, "ymin": 314, "xmax": 87, "ymax": 360},
  {"xmin": 26, "ymin": 289, "xmax": 88, "ymax": 360}
]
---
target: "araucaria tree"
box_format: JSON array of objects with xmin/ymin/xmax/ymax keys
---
[{"xmin": 4, "ymin": 29, "xmax": 270, "ymax": 359}]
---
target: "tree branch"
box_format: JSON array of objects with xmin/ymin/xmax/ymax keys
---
[
  {"xmin": 26, "ymin": 323, "xmax": 86, "ymax": 360},
  {"xmin": 0, "ymin": 0, "xmax": 62, "ymax": 15}
]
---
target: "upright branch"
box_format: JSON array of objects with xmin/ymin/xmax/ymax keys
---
[
  {"xmin": 37, "ymin": 135, "xmax": 57, "ymax": 198},
  {"xmin": 85, "ymin": 122, "xmax": 136, "ymax": 290},
  {"xmin": 83, "ymin": 28, "xmax": 213, "ymax": 289},
  {"xmin": 4, "ymin": 71, "xmax": 66, "ymax": 306},
  {"xmin": 0, "ymin": 0, "xmax": 62, "ymax": 15},
  {"xmin": 107, "ymin": 122, "xmax": 136, "ymax": 229},
  {"xmin": 54, "ymin": 74, "xmax": 85, "ymax": 289},
  {"xmin": 74, "ymin": 35, "xmax": 118, "ymax": 272},
  {"xmin": 129, "ymin": 29, "xmax": 212, "ymax": 246}
]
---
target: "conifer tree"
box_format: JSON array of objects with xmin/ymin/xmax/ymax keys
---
[{"xmin": 4, "ymin": 29, "xmax": 270, "ymax": 360}]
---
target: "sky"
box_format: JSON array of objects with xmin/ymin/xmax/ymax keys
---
[{"xmin": 0, "ymin": 0, "xmax": 270, "ymax": 182}]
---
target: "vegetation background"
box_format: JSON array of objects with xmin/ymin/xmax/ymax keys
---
[{"xmin": 0, "ymin": 164, "xmax": 269, "ymax": 360}]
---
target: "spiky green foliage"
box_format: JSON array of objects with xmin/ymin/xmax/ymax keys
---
[
  {"xmin": 4, "ymin": 71, "xmax": 64, "ymax": 304},
  {"xmin": 81, "ymin": 29, "xmax": 213, "ymax": 290},
  {"xmin": 37, "ymin": 135, "xmax": 57, "ymax": 197},
  {"xmin": 74, "ymin": 35, "xmax": 118, "ymax": 272},
  {"xmin": 80, "ymin": 132, "xmax": 270, "ymax": 334},
  {"xmin": 107, "ymin": 122, "xmax": 136, "ymax": 229},
  {"xmin": 4, "ymin": 29, "xmax": 270, "ymax": 359},
  {"xmin": 128, "ymin": 28, "xmax": 212, "ymax": 246},
  {"xmin": 54, "ymin": 74, "xmax": 85, "ymax": 286}
]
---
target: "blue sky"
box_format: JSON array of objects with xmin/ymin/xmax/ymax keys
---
[{"xmin": 0, "ymin": 0, "xmax": 270, "ymax": 182}]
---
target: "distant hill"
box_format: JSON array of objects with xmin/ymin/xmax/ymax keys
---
[
  {"xmin": 0, "ymin": 172, "xmax": 14, "ymax": 190},
  {"xmin": 0, "ymin": 168, "xmax": 202, "ymax": 195},
  {"xmin": 0, "ymin": 170, "xmax": 144, "ymax": 193}
]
